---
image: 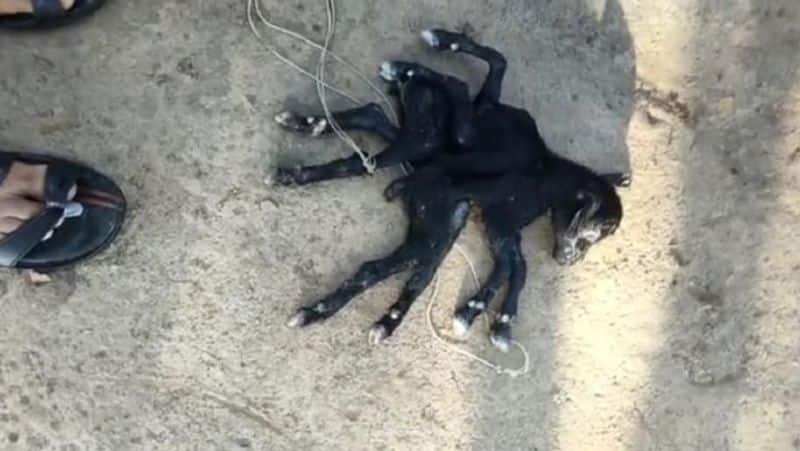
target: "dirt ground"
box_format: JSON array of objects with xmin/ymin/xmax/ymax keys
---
[{"xmin": 1, "ymin": 0, "xmax": 798, "ymax": 450}]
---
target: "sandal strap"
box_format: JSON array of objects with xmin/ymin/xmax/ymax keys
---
[
  {"xmin": 0, "ymin": 159, "xmax": 84, "ymax": 267},
  {"xmin": 0, "ymin": 154, "xmax": 12, "ymax": 187},
  {"xmin": 32, "ymin": 0, "xmax": 66, "ymax": 18},
  {"xmin": 44, "ymin": 161, "xmax": 80, "ymax": 203},
  {"xmin": 0, "ymin": 207, "xmax": 63, "ymax": 267}
]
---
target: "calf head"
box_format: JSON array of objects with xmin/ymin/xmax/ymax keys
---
[{"xmin": 551, "ymin": 181, "xmax": 623, "ymax": 266}]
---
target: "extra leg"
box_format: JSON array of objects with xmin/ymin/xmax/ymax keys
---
[
  {"xmin": 368, "ymin": 260, "xmax": 438, "ymax": 344},
  {"xmin": 276, "ymin": 136, "xmax": 429, "ymax": 186},
  {"xmin": 384, "ymin": 165, "xmax": 449, "ymax": 202},
  {"xmin": 453, "ymin": 235, "xmax": 515, "ymax": 336},
  {"xmin": 490, "ymin": 234, "xmax": 526, "ymax": 352},
  {"xmin": 287, "ymin": 245, "xmax": 415, "ymax": 328},
  {"xmin": 275, "ymin": 102, "xmax": 400, "ymax": 142},
  {"xmin": 370, "ymin": 200, "xmax": 471, "ymax": 343},
  {"xmin": 421, "ymin": 29, "xmax": 508, "ymax": 106},
  {"xmin": 379, "ymin": 61, "xmax": 476, "ymax": 147}
]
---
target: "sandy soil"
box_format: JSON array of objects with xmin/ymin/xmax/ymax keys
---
[{"xmin": 1, "ymin": 0, "xmax": 798, "ymax": 450}]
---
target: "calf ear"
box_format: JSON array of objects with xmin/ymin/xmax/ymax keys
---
[
  {"xmin": 600, "ymin": 172, "xmax": 632, "ymax": 188},
  {"xmin": 576, "ymin": 190, "xmax": 601, "ymax": 217},
  {"xmin": 570, "ymin": 190, "xmax": 601, "ymax": 233}
]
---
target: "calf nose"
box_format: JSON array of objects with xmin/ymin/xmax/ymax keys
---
[{"xmin": 555, "ymin": 246, "xmax": 576, "ymax": 265}]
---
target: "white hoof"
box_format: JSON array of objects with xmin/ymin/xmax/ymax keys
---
[
  {"xmin": 286, "ymin": 310, "xmax": 307, "ymax": 328},
  {"xmin": 421, "ymin": 29, "xmax": 439, "ymax": 48},
  {"xmin": 274, "ymin": 111, "xmax": 293, "ymax": 125},
  {"xmin": 368, "ymin": 324, "xmax": 388, "ymax": 345},
  {"xmin": 311, "ymin": 118, "xmax": 328, "ymax": 137},
  {"xmin": 379, "ymin": 62, "xmax": 398, "ymax": 81},
  {"xmin": 490, "ymin": 333, "xmax": 511, "ymax": 353},
  {"xmin": 452, "ymin": 316, "xmax": 470, "ymax": 337}
]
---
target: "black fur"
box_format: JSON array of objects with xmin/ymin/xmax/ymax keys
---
[{"xmin": 276, "ymin": 30, "xmax": 626, "ymax": 349}]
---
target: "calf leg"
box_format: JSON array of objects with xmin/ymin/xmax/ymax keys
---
[
  {"xmin": 379, "ymin": 61, "xmax": 477, "ymax": 147},
  {"xmin": 490, "ymin": 234, "xmax": 526, "ymax": 352},
  {"xmin": 368, "ymin": 260, "xmax": 438, "ymax": 344},
  {"xmin": 275, "ymin": 102, "xmax": 400, "ymax": 142},
  {"xmin": 287, "ymin": 245, "xmax": 416, "ymax": 328},
  {"xmin": 384, "ymin": 165, "xmax": 449, "ymax": 202},
  {"xmin": 276, "ymin": 135, "xmax": 433, "ymax": 186},
  {"xmin": 453, "ymin": 236, "xmax": 515, "ymax": 336},
  {"xmin": 370, "ymin": 200, "xmax": 471, "ymax": 343},
  {"xmin": 421, "ymin": 29, "xmax": 507, "ymax": 106}
]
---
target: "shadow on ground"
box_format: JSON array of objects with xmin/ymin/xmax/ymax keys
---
[
  {"xmin": 633, "ymin": 2, "xmax": 800, "ymax": 449},
  {"xmin": 449, "ymin": 1, "xmax": 636, "ymax": 449}
]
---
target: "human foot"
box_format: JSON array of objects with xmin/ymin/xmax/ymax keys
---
[
  {"xmin": 0, "ymin": 0, "xmax": 74, "ymax": 15},
  {"xmin": 0, "ymin": 0, "xmax": 107, "ymax": 30},
  {"xmin": 0, "ymin": 162, "xmax": 75, "ymax": 242},
  {"xmin": 0, "ymin": 151, "xmax": 125, "ymax": 270}
]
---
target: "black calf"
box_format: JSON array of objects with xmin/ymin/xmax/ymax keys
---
[{"xmin": 275, "ymin": 29, "xmax": 627, "ymax": 350}]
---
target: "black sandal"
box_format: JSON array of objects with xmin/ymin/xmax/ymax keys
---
[
  {"xmin": 0, "ymin": 0, "xmax": 106, "ymax": 30},
  {"xmin": 0, "ymin": 151, "xmax": 125, "ymax": 270}
]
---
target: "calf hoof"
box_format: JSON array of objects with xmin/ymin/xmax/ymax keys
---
[
  {"xmin": 453, "ymin": 301, "xmax": 485, "ymax": 337},
  {"xmin": 370, "ymin": 307, "xmax": 407, "ymax": 344},
  {"xmin": 452, "ymin": 315, "xmax": 470, "ymax": 337},
  {"xmin": 368, "ymin": 324, "xmax": 389, "ymax": 345},
  {"xmin": 286, "ymin": 309, "xmax": 310, "ymax": 328},
  {"xmin": 287, "ymin": 300, "xmax": 334, "ymax": 328},
  {"xmin": 274, "ymin": 111, "xmax": 331, "ymax": 137},
  {"xmin": 379, "ymin": 61, "xmax": 419, "ymax": 83},
  {"xmin": 421, "ymin": 29, "xmax": 466, "ymax": 52},
  {"xmin": 379, "ymin": 62, "xmax": 400, "ymax": 82},
  {"xmin": 490, "ymin": 322, "xmax": 512, "ymax": 353}
]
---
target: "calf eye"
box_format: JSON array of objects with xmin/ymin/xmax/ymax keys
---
[
  {"xmin": 581, "ymin": 228, "xmax": 601, "ymax": 242},
  {"xmin": 603, "ymin": 221, "xmax": 619, "ymax": 235}
]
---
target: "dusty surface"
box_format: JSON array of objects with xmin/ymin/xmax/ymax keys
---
[{"xmin": 1, "ymin": 0, "xmax": 798, "ymax": 450}]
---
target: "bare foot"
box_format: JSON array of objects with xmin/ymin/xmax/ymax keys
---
[
  {"xmin": 0, "ymin": 162, "xmax": 75, "ymax": 242},
  {"xmin": 0, "ymin": 0, "xmax": 75, "ymax": 15}
]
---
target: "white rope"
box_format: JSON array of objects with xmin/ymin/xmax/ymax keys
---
[
  {"xmin": 315, "ymin": 0, "xmax": 376, "ymax": 172},
  {"xmin": 454, "ymin": 243, "xmax": 480, "ymax": 284},
  {"xmin": 246, "ymin": 0, "xmax": 361, "ymax": 104},
  {"xmin": 425, "ymin": 243, "xmax": 531, "ymax": 378},
  {"xmin": 249, "ymin": 0, "xmax": 398, "ymax": 123},
  {"xmin": 248, "ymin": 0, "xmax": 529, "ymax": 377},
  {"xmin": 247, "ymin": 0, "xmax": 400, "ymax": 173}
]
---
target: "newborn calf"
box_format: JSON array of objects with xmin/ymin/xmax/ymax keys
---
[{"xmin": 276, "ymin": 30, "xmax": 628, "ymax": 350}]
